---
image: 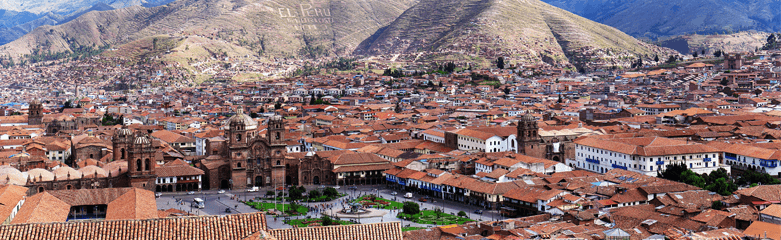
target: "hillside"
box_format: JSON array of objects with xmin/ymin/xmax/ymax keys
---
[
  {"xmin": 0, "ymin": 0, "xmax": 417, "ymax": 61},
  {"xmin": 543, "ymin": 0, "xmax": 781, "ymax": 40},
  {"xmin": 0, "ymin": 0, "xmax": 176, "ymax": 46},
  {"xmin": 659, "ymin": 32, "xmax": 770, "ymax": 55},
  {"xmin": 355, "ymin": 0, "xmax": 676, "ymax": 70}
]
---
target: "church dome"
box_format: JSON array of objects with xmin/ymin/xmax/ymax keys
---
[
  {"xmin": 521, "ymin": 113, "xmax": 535, "ymax": 122},
  {"xmin": 228, "ymin": 108, "xmax": 258, "ymax": 130},
  {"xmin": 52, "ymin": 167, "xmax": 80, "ymax": 179},
  {"xmin": 134, "ymin": 136, "xmax": 151, "ymax": 145},
  {"xmin": 27, "ymin": 168, "xmax": 54, "ymax": 182},
  {"xmin": 116, "ymin": 128, "xmax": 133, "ymax": 137}
]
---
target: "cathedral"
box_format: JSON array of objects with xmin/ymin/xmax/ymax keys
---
[
  {"xmin": 200, "ymin": 110, "xmax": 334, "ymax": 190},
  {"xmin": 516, "ymin": 113, "xmax": 574, "ymax": 162},
  {"xmin": 20, "ymin": 127, "xmax": 157, "ymax": 195}
]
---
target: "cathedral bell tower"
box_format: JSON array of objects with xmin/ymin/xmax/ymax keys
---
[
  {"xmin": 267, "ymin": 115, "xmax": 288, "ymax": 187},
  {"xmin": 128, "ymin": 133, "xmax": 156, "ymax": 190},
  {"xmin": 28, "ymin": 100, "xmax": 43, "ymax": 125},
  {"xmin": 113, "ymin": 127, "xmax": 133, "ymax": 162},
  {"xmin": 517, "ymin": 113, "xmax": 539, "ymax": 155},
  {"xmin": 227, "ymin": 108, "xmax": 252, "ymax": 190}
]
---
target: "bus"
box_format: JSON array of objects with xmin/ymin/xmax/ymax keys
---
[{"xmin": 192, "ymin": 198, "xmax": 205, "ymax": 209}]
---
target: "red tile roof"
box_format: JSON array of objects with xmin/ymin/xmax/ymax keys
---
[{"xmin": 0, "ymin": 212, "xmax": 268, "ymax": 240}]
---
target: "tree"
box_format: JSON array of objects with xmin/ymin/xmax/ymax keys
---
[
  {"xmin": 250, "ymin": 112, "xmax": 259, "ymax": 118},
  {"xmin": 705, "ymin": 177, "xmax": 737, "ymax": 196},
  {"xmin": 458, "ymin": 211, "xmax": 467, "ymax": 217},
  {"xmin": 736, "ymin": 170, "xmax": 781, "ymax": 186},
  {"xmin": 497, "ymin": 57, "xmax": 505, "ymax": 69},
  {"xmin": 693, "ymin": 52, "xmax": 698, "ymax": 58},
  {"xmin": 711, "ymin": 200, "xmax": 724, "ymax": 210},
  {"xmin": 680, "ymin": 170, "xmax": 706, "ymax": 188},
  {"xmin": 274, "ymin": 102, "xmax": 282, "ymax": 110},
  {"xmin": 289, "ymin": 186, "xmax": 306, "ymax": 200},
  {"xmin": 309, "ymin": 189, "xmax": 321, "ymax": 199},
  {"xmin": 321, "ymin": 215, "xmax": 334, "ymax": 226},
  {"xmin": 403, "ymin": 201, "xmax": 420, "ymax": 215},
  {"xmin": 719, "ymin": 79, "xmax": 729, "ymax": 86},
  {"xmin": 324, "ymin": 187, "xmax": 339, "ymax": 198},
  {"xmin": 666, "ymin": 55, "xmax": 677, "ymax": 63},
  {"xmin": 503, "ymin": 87, "xmax": 510, "ymax": 95},
  {"xmin": 714, "ymin": 50, "xmax": 723, "ymax": 58},
  {"xmin": 266, "ymin": 191, "xmax": 275, "ymax": 197},
  {"xmin": 654, "ymin": 55, "xmax": 659, "ymax": 62},
  {"xmin": 658, "ymin": 162, "xmax": 688, "ymax": 182}
]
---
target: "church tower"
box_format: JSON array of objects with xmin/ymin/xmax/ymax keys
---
[
  {"xmin": 227, "ymin": 108, "xmax": 251, "ymax": 190},
  {"xmin": 267, "ymin": 115, "xmax": 288, "ymax": 186},
  {"xmin": 28, "ymin": 100, "xmax": 42, "ymax": 125},
  {"xmin": 112, "ymin": 127, "xmax": 133, "ymax": 162},
  {"xmin": 517, "ymin": 113, "xmax": 540, "ymax": 155},
  {"xmin": 127, "ymin": 133, "xmax": 156, "ymax": 190}
]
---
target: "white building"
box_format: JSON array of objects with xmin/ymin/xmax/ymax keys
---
[
  {"xmin": 569, "ymin": 135, "xmax": 723, "ymax": 176},
  {"xmin": 451, "ymin": 127, "xmax": 517, "ymax": 153},
  {"xmin": 715, "ymin": 142, "xmax": 778, "ymax": 177}
]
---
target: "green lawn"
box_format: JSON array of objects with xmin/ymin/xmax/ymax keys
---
[
  {"xmin": 245, "ymin": 202, "xmax": 308, "ymax": 215},
  {"xmin": 402, "ymin": 227, "xmax": 427, "ymax": 232},
  {"xmin": 397, "ymin": 210, "xmax": 474, "ymax": 225},
  {"xmin": 354, "ymin": 195, "xmax": 404, "ymax": 210},
  {"xmin": 285, "ymin": 218, "xmax": 354, "ymax": 227}
]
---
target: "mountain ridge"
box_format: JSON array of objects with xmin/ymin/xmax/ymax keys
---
[{"xmin": 356, "ymin": 0, "xmax": 675, "ymax": 70}]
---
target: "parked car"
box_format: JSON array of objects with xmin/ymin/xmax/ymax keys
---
[
  {"xmin": 187, "ymin": 191, "xmax": 195, "ymax": 195},
  {"xmin": 225, "ymin": 208, "xmax": 232, "ymax": 213},
  {"xmin": 474, "ymin": 209, "xmax": 483, "ymax": 214},
  {"xmin": 217, "ymin": 190, "xmax": 226, "ymax": 194},
  {"xmin": 404, "ymin": 192, "xmax": 413, "ymax": 198},
  {"xmin": 391, "ymin": 192, "xmax": 397, "ymax": 196},
  {"xmin": 247, "ymin": 187, "xmax": 259, "ymax": 192},
  {"xmin": 333, "ymin": 185, "xmax": 341, "ymax": 189},
  {"xmin": 418, "ymin": 197, "xmax": 428, "ymax": 202},
  {"xmin": 348, "ymin": 186, "xmax": 358, "ymax": 190}
]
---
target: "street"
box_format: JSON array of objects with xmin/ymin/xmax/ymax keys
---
[{"xmin": 155, "ymin": 184, "xmax": 505, "ymax": 229}]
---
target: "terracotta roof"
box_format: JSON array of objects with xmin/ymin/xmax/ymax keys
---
[
  {"xmin": 269, "ymin": 221, "xmax": 402, "ymax": 240},
  {"xmin": 0, "ymin": 212, "xmax": 268, "ymax": 240},
  {"xmin": 0, "ymin": 185, "xmax": 27, "ymax": 221},
  {"xmin": 10, "ymin": 192, "xmax": 69, "ymax": 224},
  {"xmin": 744, "ymin": 221, "xmax": 781, "ymax": 240},
  {"xmin": 106, "ymin": 188, "xmax": 158, "ymax": 220},
  {"xmin": 156, "ymin": 159, "xmax": 205, "ymax": 177},
  {"xmin": 760, "ymin": 204, "xmax": 781, "ymax": 218}
]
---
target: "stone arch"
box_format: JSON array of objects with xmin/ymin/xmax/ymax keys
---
[
  {"xmin": 313, "ymin": 176, "xmax": 320, "ymax": 185},
  {"xmin": 136, "ymin": 159, "xmax": 142, "ymax": 171},
  {"xmin": 221, "ymin": 180, "xmax": 230, "ymax": 189},
  {"xmin": 255, "ymin": 176, "xmax": 263, "ymax": 187},
  {"xmin": 38, "ymin": 187, "xmax": 44, "ymax": 193},
  {"xmin": 120, "ymin": 148, "xmax": 125, "ymax": 160},
  {"xmin": 144, "ymin": 159, "xmax": 150, "ymax": 171}
]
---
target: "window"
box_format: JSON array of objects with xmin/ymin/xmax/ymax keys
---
[
  {"xmin": 136, "ymin": 159, "xmax": 142, "ymax": 171},
  {"xmin": 145, "ymin": 159, "xmax": 150, "ymax": 171}
]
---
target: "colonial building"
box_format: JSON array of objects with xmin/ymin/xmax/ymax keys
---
[{"xmin": 200, "ymin": 111, "xmax": 335, "ymax": 190}]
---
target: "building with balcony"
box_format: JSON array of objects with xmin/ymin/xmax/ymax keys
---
[{"xmin": 570, "ymin": 135, "xmax": 723, "ymax": 177}]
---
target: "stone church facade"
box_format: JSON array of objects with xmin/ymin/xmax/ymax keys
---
[{"xmin": 200, "ymin": 111, "xmax": 334, "ymax": 190}]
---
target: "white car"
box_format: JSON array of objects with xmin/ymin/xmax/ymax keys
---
[
  {"xmin": 333, "ymin": 186, "xmax": 341, "ymax": 189},
  {"xmin": 247, "ymin": 187, "xmax": 259, "ymax": 192},
  {"xmin": 217, "ymin": 190, "xmax": 226, "ymax": 194},
  {"xmin": 187, "ymin": 191, "xmax": 195, "ymax": 195}
]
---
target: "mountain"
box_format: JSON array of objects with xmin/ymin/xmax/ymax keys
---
[
  {"xmin": 355, "ymin": 0, "xmax": 675, "ymax": 70},
  {"xmin": 541, "ymin": 0, "xmax": 781, "ymax": 40},
  {"xmin": 0, "ymin": 0, "xmax": 176, "ymax": 45},
  {"xmin": 0, "ymin": 0, "xmax": 418, "ymax": 62},
  {"xmin": 659, "ymin": 32, "xmax": 770, "ymax": 54}
]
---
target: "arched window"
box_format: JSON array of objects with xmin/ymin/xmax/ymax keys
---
[
  {"xmin": 120, "ymin": 148, "xmax": 125, "ymax": 159},
  {"xmin": 237, "ymin": 162, "xmax": 242, "ymax": 168},
  {"xmin": 275, "ymin": 132, "xmax": 280, "ymax": 140},
  {"xmin": 66, "ymin": 185, "xmax": 72, "ymax": 190},
  {"xmin": 145, "ymin": 159, "xmax": 150, "ymax": 171},
  {"xmin": 136, "ymin": 159, "xmax": 142, "ymax": 171},
  {"xmin": 90, "ymin": 154, "xmax": 94, "ymax": 159},
  {"xmin": 277, "ymin": 160, "xmax": 281, "ymax": 166},
  {"xmin": 236, "ymin": 134, "xmax": 242, "ymax": 142}
]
